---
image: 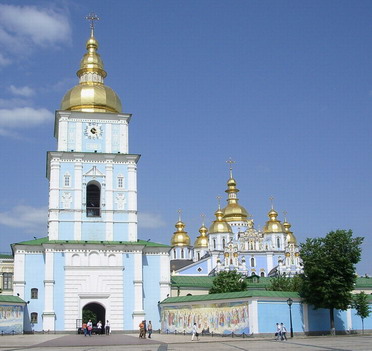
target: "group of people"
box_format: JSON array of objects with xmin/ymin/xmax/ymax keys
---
[
  {"xmin": 275, "ymin": 322, "xmax": 287, "ymax": 341},
  {"xmin": 139, "ymin": 320, "xmax": 153, "ymax": 338},
  {"xmin": 81, "ymin": 320, "xmax": 111, "ymax": 336}
]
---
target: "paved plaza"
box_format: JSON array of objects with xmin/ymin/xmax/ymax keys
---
[{"xmin": 0, "ymin": 333, "xmax": 371, "ymax": 351}]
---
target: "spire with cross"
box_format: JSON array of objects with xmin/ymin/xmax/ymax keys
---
[
  {"xmin": 269, "ymin": 196, "xmax": 274, "ymax": 209},
  {"xmin": 226, "ymin": 157, "xmax": 235, "ymax": 178},
  {"xmin": 86, "ymin": 13, "xmax": 100, "ymax": 37},
  {"xmin": 283, "ymin": 210, "xmax": 288, "ymax": 222},
  {"xmin": 177, "ymin": 209, "xmax": 182, "ymax": 222},
  {"xmin": 216, "ymin": 195, "xmax": 222, "ymax": 209},
  {"xmin": 201, "ymin": 213, "xmax": 206, "ymax": 226}
]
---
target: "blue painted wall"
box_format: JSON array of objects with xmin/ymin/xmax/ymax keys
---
[{"xmin": 351, "ymin": 305, "xmax": 372, "ymax": 331}]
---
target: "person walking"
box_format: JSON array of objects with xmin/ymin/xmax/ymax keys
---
[
  {"xmin": 139, "ymin": 320, "xmax": 145, "ymax": 338},
  {"xmin": 191, "ymin": 323, "xmax": 199, "ymax": 341},
  {"xmin": 97, "ymin": 320, "xmax": 103, "ymax": 335},
  {"xmin": 280, "ymin": 323, "xmax": 287, "ymax": 340},
  {"xmin": 87, "ymin": 320, "xmax": 93, "ymax": 336},
  {"xmin": 147, "ymin": 321, "xmax": 153, "ymax": 338},
  {"xmin": 275, "ymin": 322, "xmax": 281, "ymax": 340},
  {"xmin": 105, "ymin": 320, "xmax": 110, "ymax": 335},
  {"xmin": 82, "ymin": 321, "xmax": 87, "ymax": 336}
]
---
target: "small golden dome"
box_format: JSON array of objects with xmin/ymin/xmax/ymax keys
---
[
  {"xmin": 171, "ymin": 220, "xmax": 191, "ymax": 247},
  {"xmin": 61, "ymin": 33, "xmax": 122, "ymax": 113},
  {"xmin": 209, "ymin": 208, "xmax": 232, "ymax": 233},
  {"xmin": 194, "ymin": 224, "xmax": 209, "ymax": 248},
  {"xmin": 283, "ymin": 220, "xmax": 297, "ymax": 244},
  {"xmin": 263, "ymin": 208, "xmax": 285, "ymax": 233},
  {"xmin": 222, "ymin": 176, "xmax": 249, "ymax": 222}
]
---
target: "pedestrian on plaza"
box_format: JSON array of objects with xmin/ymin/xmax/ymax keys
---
[
  {"xmin": 280, "ymin": 323, "xmax": 287, "ymax": 340},
  {"xmin": 143, "ymin": 320, "xmax": 147, "ymax": 338},
  {"xmin": 139, "ymin": 320, "xmax": 145, "ymax": 338},
  {"xmin": 147, "ymin": 321, "xmax": 153, "ymax": 338},
  {"xmin": 274, "ymin": 322, "xmax": 281, "ymax": 340},
  {"xmin": 191, "ymin": 322, "xmax": 199, "ymax": 341},
  {"xmin": 87, "ymin": 320, "xmax": 93, "ymax": 336},
  {"xmin": 97, "ymin": 320, "xmax": 103, "ymax": 335},
  {"xmin": 82, "ymin": 321, "xmax": 87, "ymax": 336},
  {"xmin": 105, "ymin": 320, "xmax": 110, "ymax": 335}
]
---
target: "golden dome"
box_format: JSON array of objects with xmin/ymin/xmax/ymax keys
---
[
  {"xmin": 222, "ymin": 175, "xmax": 249, "ymax": 222},
  {"xmin": 263, "ymin": 208, "xmax": 285, "ymax": 233},
  {"xmin": 194, "ymin": 224, "xmax": 209, "ymax": 248},
  {"xmin": 283, "ymin": 220, "xmax": 297, "ymax": 244},
  {"xmin": 171, "ymin": 220, "xmax": 191, "ymax": 247},
  {"xmin": 209, "ymin": 208, "xmax": 233, "ymax": 233},
  {"xmin": 61, "ymin": 32, "xmax": 122, "ymax": 113}
]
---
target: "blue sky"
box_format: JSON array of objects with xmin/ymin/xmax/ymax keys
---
[{"xmin": 0, "ymin": 1, "xmax": 371, "ymax": 274}]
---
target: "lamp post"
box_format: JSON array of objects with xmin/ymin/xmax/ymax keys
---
[{"xmin": 287, "ymin": 298, "xmax": 294, "ymax": 338}]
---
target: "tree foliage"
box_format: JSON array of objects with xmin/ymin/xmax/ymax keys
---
[
  {"xmin": 299, "ymin": 229, "xmax": 363, "ymax": 331},
  {"xmin": 352, "ymin": 292, "xmax": 371, "ymax": 334},
  {"xmin": 209, "ymin": 270, "xmax": 248, "ymax": 294},
  {"xmin": 267, "ymin": 274, "xmax": 301, "ymax": 292}
]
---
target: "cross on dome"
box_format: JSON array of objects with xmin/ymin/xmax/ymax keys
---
[
  {"xmin": 269, "ymin": 196, "xmax": 275, "ymax": 209},
  {"xmin": 86, "ymin": 13, "xmax": 100, "ymax": 36},
  {"xmin": 226, "ymin": 157, "xmax": 235, "ymax": 178}
]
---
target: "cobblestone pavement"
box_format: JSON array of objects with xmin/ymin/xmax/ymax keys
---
[{"xmin": 0, "ymin": 333, "xmax": 371, "ymax": 351}]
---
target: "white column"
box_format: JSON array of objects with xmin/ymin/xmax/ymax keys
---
[
  {"xmin": 74, "ymin": 157, "xmax": 83, "ymax": 240},
  {"xmin": 132, "ymin": 251, "xmax": 145, "ymax": 327},
  {"xmin": 346, "ymin": 308, "xmax": 352, "ymax": 332},
  {"xmin": 48, "ymin": 157, "xmax": 61, "ymax": 240},
  {"xmin": 13, "ymin": 251, "xmax": 25, "ymax": 298},
  {"xmin": 159, "ymin": 253, "xmax": 171, "ymax": 301},
  {"xmin": 119, "ymin": 121, "xmax": 128, "ymax": 153},
  {"xmin": 105, "ymin": 158, "xmax": 114, "ymax": 241},
  {"xmin": 57, "ymin": 117, "xmax": 68, "ymax": 151},
  {"xmin": 303, "ymin": 303, "xmax": 309, "ymax": 333},
  {"xmin": 43, "ymin": 250, "xmax": 56, "ymax": 331},
  {"xmin": 248, "ymin": 300, "xmax": 258, "ymax": 334},
  {"xmin": 127, "ymin": 163, "xmax": 137, "ymax": 241},
  {"xmin": 266, "ymin": 252, "xmax": 274, "ymax": 273}
]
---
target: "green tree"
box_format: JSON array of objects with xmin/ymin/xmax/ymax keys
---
[
  {"xmin": 83, "ymin": 309, "xmax": 97, "ymax": 324},
  {"xmin": 299, "ymin": 229, "xmax": 363, "ymax": 334},
  {"xmin": 209, "ymin": 270, "xmax": 248, "ymax": 294},
  {"xmin": 352, "ymin": 292, "xmax": 371, "ymax": 334},
  {"xmin": 267, "ymin": 274, "xmax": 301, "ymax": 292}
]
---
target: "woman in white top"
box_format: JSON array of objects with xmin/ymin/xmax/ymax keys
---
[{"xmin": 191, "ymin": 323, "xmax": 199, "ymax": 341}]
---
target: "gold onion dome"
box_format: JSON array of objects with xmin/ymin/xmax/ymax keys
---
[
  {"xmin": 222, "ymin": 176, "xmax": 249, "ymax": 222},
  {"xmin": 209, "ymin": 208, "xmax": 232, "ymax": 233},
  {"xmin": 171, "ymin": 220, "xmax": 191, "ymax": 247},
  {"xmin": 283, "ymin": 220, "xmax": 297, "ymax": 244},
  {"xmin": 61, "ymin": 31, "xmax": 122, "ymax": 113},
  {"xmin": 263, "ymin": 208, "xmax": 285, "ymax": 233},
  {"xmin": 194, "ymin": 224, "xmax": 209, "ymax": 248}
]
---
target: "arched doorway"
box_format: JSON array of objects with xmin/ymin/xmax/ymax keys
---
[{"xmin": 82, "ymin": 302, "xmax": 105, "ymax": 327}]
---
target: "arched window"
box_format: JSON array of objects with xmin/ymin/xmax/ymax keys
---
[
  {"xmin": 173, "ymin": 249, "xmax": 176, "ymax": 259},
  {"xmin": 197, "ymin": 252, "xmax": 200, "ymax": 260},
  {"xmin": 31, "ymin": 312, "xmax": 38, "ymax": 324},
  {"xmin": 31, "ymin": 288, "xmax": 38, "ymax": 299},
  {"xmin": 86, "ymin": 182, "xmax": 101, "ymax": 217},
  {"xmin": 277, "ymin": 237, "xmax": 280, "ymax": 248},
  {"xmin": 181, "ymin": 249, "xmax": 184, "ymax": 259},
  {"xmin": 213, "ymin": 239, "xmax": 216, "ymax": 249},
  {"xmin": 250, "ymin": 257, "xmax": 255, "ymax": 267},
  {"xmin": 260, "ymin": 272, "xmax": 265, "ymax": 277},
  {"xmin": 117, "ymin": 175, "xmax": 124, "ymax": 188},
  {"xmin": 64, "ymin": 173, "xmax": 71, "ymax": 187},
  {"xmin": 2, "ymin": 273, "xmax": 13, "ymax": 290},
  {"xmin": 222, "ymin": 238, "xmax": 226, "ymax": 248}
]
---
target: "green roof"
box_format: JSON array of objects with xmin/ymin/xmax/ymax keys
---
[
  {"xmin": 0, "ymin": 295, "xmax": 25, "ymax": 303},
  {"xmin": 13, "ymin": 237, "xmax": 170, "ymax": 248},
  {"xmin": 0, "ymin": 254, "xmax": 13, "ymax": 259},
  {"xmin": 161, "ymin": 290, "xmax": 300, "ymax": 304},
  {"xmin": 355, "ymin": 277, "xmax": 372, "ymax": 288}
]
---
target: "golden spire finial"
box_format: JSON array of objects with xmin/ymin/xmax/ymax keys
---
[
  {"xmin": 283, "ymin": 210, "xmax": 288, "ymax": 222},
  {"xmin": 216, "ymin": 195, "xmax": 222, "ymax": 209},
  {"xmin": 226, "ymin": 157, "xmax": 235, "ymax": 178},
  {"xmin": 269, "ymin": 196, "xmax": 275, "ymax": 209},
  {"xmin": 86, "ymin": 13, "xmax": 100, "ymax": 37},
  {"xmin": 177, "ymin": 209, "xmax": 182, "ymax": 222},
  {"xmin": 201, "ymin": 213, "xmax": 206, "ymax": 226}
]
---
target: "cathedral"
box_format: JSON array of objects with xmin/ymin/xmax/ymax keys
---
[
  {"xmin": 12, "ymin": 22, "xmax": 170, "ymax": 332},
  {"xmin": 170, "ymin": 165, "xmax": 303, "ymax": 278}
]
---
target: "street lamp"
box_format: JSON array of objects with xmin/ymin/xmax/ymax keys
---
[{"xmin": 287, "ymin": 298, "xmax": 294, "ymax": 338}]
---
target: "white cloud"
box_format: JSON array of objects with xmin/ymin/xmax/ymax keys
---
[
  {"xmin": 0, "ymin": 4, "xmax": 71, "ymax": 63},
  {"xmin": 0, "ymin": 107, "xmax": 53, "ymax": 129},
  {"xmin": 9, "ymin": 85, "xmax": 35, "ymax": 97},
  {"xmin": 0, "ymin": 205, "xmax": 47, "ymax": 233},
  {"xmin": 138, "ymin": 212, "xmax": 167, "ymax": 229}
]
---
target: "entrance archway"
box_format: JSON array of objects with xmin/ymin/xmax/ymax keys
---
[{"xmin": 82, "ymin": 302, "xmax": 105, "ymax": 327}]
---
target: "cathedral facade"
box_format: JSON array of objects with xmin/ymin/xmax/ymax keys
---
[
  {"xmin": 170, "ymin": 168, "xmax": 303, "ymax": 278},
  {"xmin": 12, "ymin": 26, "xmax": 170, "ymax": 332}
]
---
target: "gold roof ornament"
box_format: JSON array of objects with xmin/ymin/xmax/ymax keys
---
[
  {"xmin": 282, "ymin": 211, "xmax": 297, "ymax": 244},
  {"xmin": 209, "ymin": 197, "xmax": 233, "ymax": 233},
  {"xmin": 222, "ymin": 158, "xmax": 249, "ymax": 222},
  {"xmin": 171, "ymin": 210, "xmax": 191, "ymax": 247},
  {"xmin": 194, "ymin": 214, "xmax": 209, "ymax": 248},
  {"xmin": 263, "ymin": 197, "xmax": 285, "ymax": 233},
  {"xmin": 61, "ymin": 14, "xmax": 122, "ymax": 113}
]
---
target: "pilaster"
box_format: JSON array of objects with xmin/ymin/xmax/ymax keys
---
[{"xmin": 43, "ymin": 250, "xmax": 56, "ymax": 331}]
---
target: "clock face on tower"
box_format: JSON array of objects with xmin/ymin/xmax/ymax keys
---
[{"xmin": 84, "ymin": 122, "xmax": 103, "ymax": 139}]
